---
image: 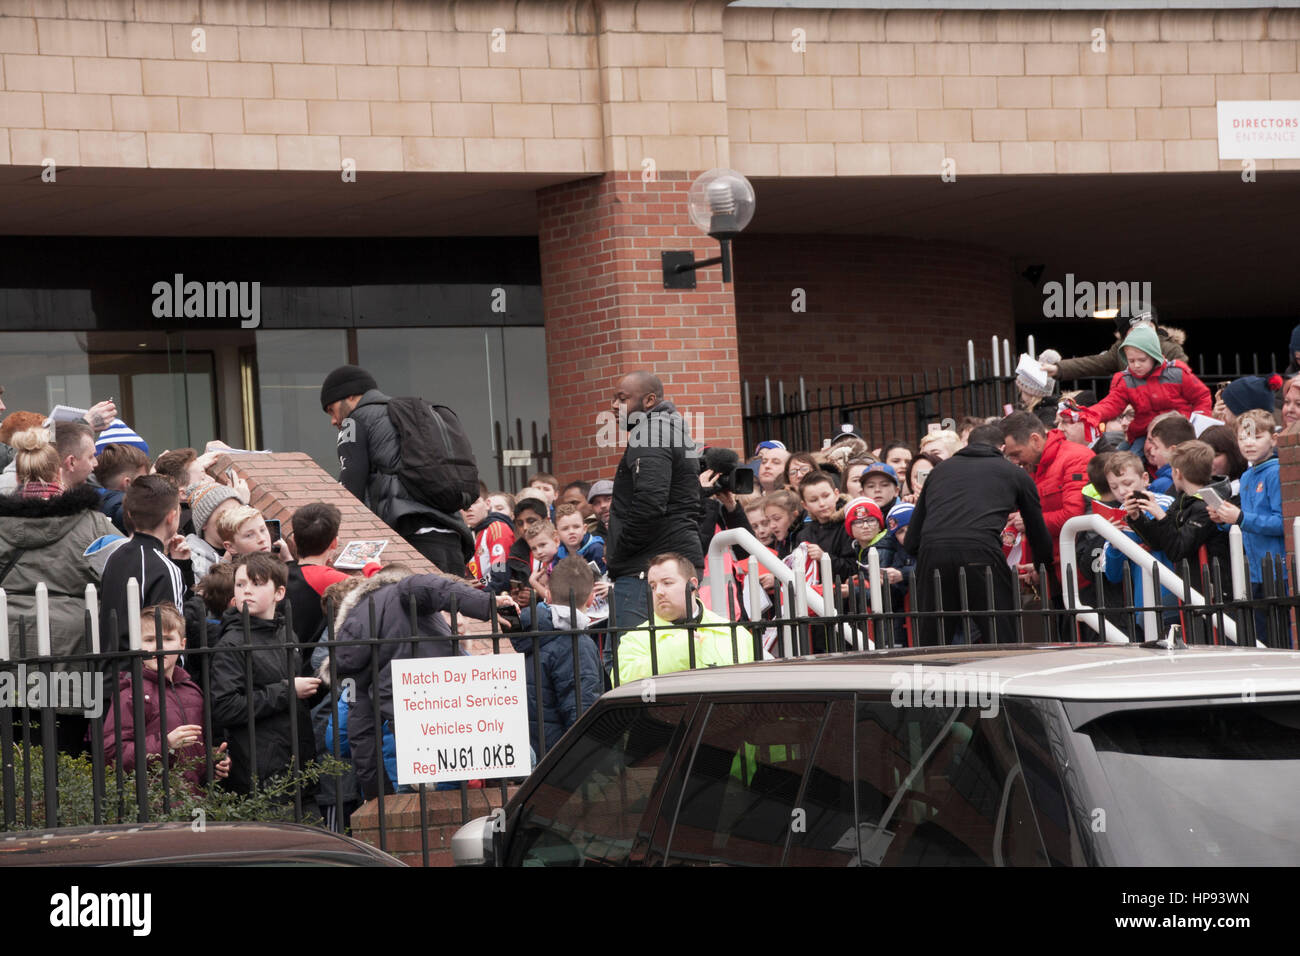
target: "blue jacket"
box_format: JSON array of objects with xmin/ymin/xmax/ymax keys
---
[
  {"xmin": 1148, "ymin": 465, "xmax": 1173, "ymax": 496},
  {"xmin": 1103, "ymin": 492, "xmax": 1175, "ymax": 599},
  {"xmin": 515, "ymin": 604, "xmax": 603, "ymax": 758},
  {"xmin": 324, "ymin": 695, "xmax": 399, "ymax": 793},
  {"xmin": 556, "ymin": 532, "xmax": 606, "ymax": 574},
  {"xmin": 96, "ymin": 487, "xmax": 128, "ymax": 534},
  {"xmin": 1238, "ymin": 454, "xmax": 1284, "ymax": 583}
]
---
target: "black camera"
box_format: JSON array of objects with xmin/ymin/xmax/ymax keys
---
[{"xmin": 701, "ymin": 447, "xmax": 755, "ymax": 496}]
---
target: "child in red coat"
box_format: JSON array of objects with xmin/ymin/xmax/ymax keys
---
[{"xmin": 1085, "ymin": 324, "xmax": 1212, "ymax": 449}]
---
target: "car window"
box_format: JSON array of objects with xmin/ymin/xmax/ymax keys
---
[
  {"xmin": 1004, "ymin": 698, "xmax": 1091, "ymax": 866},
  {"xmin": 783, "ymin": 700, "xmax": 858, "ymax": 866},
  {"xmin": 1077, "ymin": 700, "xmax": 1300, "ymax": 866},
  {"xmin": 505, "ymin": 703, "xmax": 691, "ymax": 867},
  {"xmin": 855, "ymin": 698, "xmax": 1047, "ymax": 866},
  {"xmin": 663, "ymin": 699, "xmax": 831, "ymax": 866}
]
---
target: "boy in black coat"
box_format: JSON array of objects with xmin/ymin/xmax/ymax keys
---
[
  {"xmin": 1126, "ymin": 440, "xmax": 1230, "ymax": 640},
  {"xmin": 794, "ymin": 472, "xmax": 856, "ymax": 581},
  {"xmin": 210, "ymin": 553, "xmax": 323, "ymax": 796}
]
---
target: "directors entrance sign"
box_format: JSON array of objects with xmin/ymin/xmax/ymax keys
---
[
  {"xmin": 1217, "ymin": 100, "xmax": 1300, "ymax": 159},
  {"xmin": 391, "ymin": 655, "xmax": 531, "ymax": 786}
]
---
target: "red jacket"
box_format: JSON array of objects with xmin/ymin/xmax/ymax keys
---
[
  {"xmin": 101, "ymin": 666, "xmax": 210, "ymax": 790},
  {"xmin": 1087, "ymin": 359, "xmax": 1212, "ymax": 442},
  {"xmin": 1031, "ymin": 430, "xmax": 1094, "ymax": 564}
]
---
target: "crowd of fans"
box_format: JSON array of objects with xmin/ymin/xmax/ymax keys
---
[{"xmin": 0, "ymin": 314, "xmax": 1295, "ymax": 827}]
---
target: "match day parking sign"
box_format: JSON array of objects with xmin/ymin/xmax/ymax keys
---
[{"xmin": 391, "ymin": 654, "xmax": 531, "ymax": 786}]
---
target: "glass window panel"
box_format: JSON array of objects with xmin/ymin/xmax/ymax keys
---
[
  {"xmin": 506, "ymin": 703, "xmax": 691, "ymax": 867},
  {"xmin": 785, "ymin": 699, "xmax": 858, "ymax": 866},
  {"xmin": 667, "ymin": 699, "xmax": 827, "ymax": 867},
  {"xmin": 0, "ymin": 333, "xmax": 216, "ymax": 455},
  {"xmin": 254, "ymin": 329, "xmax": 349, "ymax": 474},
  {"xmin": 855, "ymin": 700, "xmax": 1047, "ymax": 867},
  {"xmin": 496, "ymin": 326, "xmax": 551, "ymax": 492},
  {"xmin": 358, "ymin": 328, "xmax": 505, "ymax": 489}
]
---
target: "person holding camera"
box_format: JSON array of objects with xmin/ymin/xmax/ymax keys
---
[{"xmin": 697, "ymin": 446, "xmax": 757, "ymax": 557}]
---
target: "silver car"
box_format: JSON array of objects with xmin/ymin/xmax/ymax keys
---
[{"xmin": 454, "ymin": 643, "xmax": 1300, "ymax": 866}]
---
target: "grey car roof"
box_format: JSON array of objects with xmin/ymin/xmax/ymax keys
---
[{"xmin": 603, "ymin": 644, "xmax": 1300, "ymax": 702}]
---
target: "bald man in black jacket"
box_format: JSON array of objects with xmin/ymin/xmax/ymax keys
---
[{"xmin": 904, "ymin": 425, "xmax": 1054, "ymax": 645}]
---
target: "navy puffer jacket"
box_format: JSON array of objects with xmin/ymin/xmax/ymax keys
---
[{"xmin": 514, "ymin": 604, "xmax": 603, "ymax": 758}]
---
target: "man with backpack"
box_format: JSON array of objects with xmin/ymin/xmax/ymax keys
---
[{"xmin": 321, "ymin": 365, "xmax": 478, "ymax": 576}]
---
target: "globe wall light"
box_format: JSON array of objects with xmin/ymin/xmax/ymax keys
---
[{"xmin": 661, "ymin": 169, "xmax": 756, "ymax": 289}]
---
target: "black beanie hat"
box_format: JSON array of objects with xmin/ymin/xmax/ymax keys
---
[
  {"xmin": 1221, "ymin": 374, "xmax": 1284, "ymax": 416},
  {"xmin": 320, "ymin": 365, "xmax": 377, "ymax": 410}
]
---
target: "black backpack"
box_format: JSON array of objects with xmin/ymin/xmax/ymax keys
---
[{"xmin": 385, "ymin": 398, "xmax": 480, "ymax": 514}]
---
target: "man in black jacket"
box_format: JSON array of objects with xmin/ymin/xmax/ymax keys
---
[
  {"xmin": 903, "ymin": 425, "xmax": 1054, "ymax": 645},
  {"xmin": 321, "ymin": 365, "xmax": 474, "ymax": 577},
  {"xmin": 606, "ymin": 371, "xmax": 703, "ymax": 665}
]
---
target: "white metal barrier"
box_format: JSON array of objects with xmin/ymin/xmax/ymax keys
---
[
  {"xmin": 1059, "ymin": 514, "xmax": 1254, "ymax": 645},
  {"xmin": 705, "ymin": 529, "xmax": 874, "ymax": 653}
]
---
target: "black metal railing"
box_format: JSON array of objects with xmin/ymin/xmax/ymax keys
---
[
  {"xmin": 1059, "ymin": 348, "xmax": 1285, "ymax": 401},
  {"xmin": 743, "ymin": 349, "xmax": 1287, "ymax": 454},
  {"xmin": 2, "ymin": 557, "xmax": 1295, "ymax": 863},
  {"xmin": 743, "ymin": 362, "xmax": 1015, "ymax": 454}
]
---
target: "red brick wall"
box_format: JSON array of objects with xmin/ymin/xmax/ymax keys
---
[
  {"xmin": 537, "ymin": 171, "xmax": 744, "ymax": 482},
  {"xmin": 1281, "ymin": 431, "xmax": 1299, "ymax": 560},
  {"xmin": 733, "ymin": 235, "xmax": 1015, "ymax": 439},
  {"xmin": 350, "ymin": 788, "xmax": 516, "ymax": 867},
  {"xmin": 209, "ymin": 451, "xmax": 435, "ymax": 574},
  {"xmin": 209, "ymin": 452, "xmax": 510, "ymax": 641}
]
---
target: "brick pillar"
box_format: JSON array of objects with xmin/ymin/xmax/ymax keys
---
[
  {"xmin": 1281, "ymin": 431, "xmax": 1299, "ymax": 559},
  {"xmin": 537, "ymin": 171, "xmax": 743, "ymax": 480},
  {"xmin": 350, "ymin": 787, "xmax": 517, "ymax": 866}
]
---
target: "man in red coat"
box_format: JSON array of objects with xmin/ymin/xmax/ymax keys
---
[{"xmin": 1000, "ymin": 411, "xmax": 1094, "ymax": 599}]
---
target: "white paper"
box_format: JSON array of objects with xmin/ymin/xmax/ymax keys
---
[
  {"xmin": 1190, "ymin": 411, "xmax": 1224, "ymax": 438},
  {"xmin": 45, "ymin": 404, "xmax": 88, "ymax": 425},
  {"xmin": 743, "ymin": 580, "xmax": 772, "ymax": 620},
  {"xmin": 1015, "ymin": 353, "xmax": 1048, "ymax": 390}
]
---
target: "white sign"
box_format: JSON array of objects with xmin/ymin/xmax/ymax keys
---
[
  {"xmin": 391, "ymin": 654, "xmax": 531, "ymax": 786},
  {"xmin": 1216, "ymin": 100, "xmax": 1300, "ymax": 159},
  {"xmin": 502, "ymin": 449, "xmax": 533, "ymax": 467}
]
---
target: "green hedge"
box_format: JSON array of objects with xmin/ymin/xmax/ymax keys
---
[{"xmin": 0, "ymin": 745, "xmax": 351, "ymax": 831}]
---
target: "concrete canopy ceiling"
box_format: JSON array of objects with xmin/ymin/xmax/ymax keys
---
[
  {"xmin": 744, "ymin": 171, "xmax": 1300, "ymax": 322},
  {"xmin": 0, "ymin": 165, "xmax": 571, "ymax": 237},
  {"xmin": 2, "ymin": 164, "xmax": 1297, "ymax": 324}
]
